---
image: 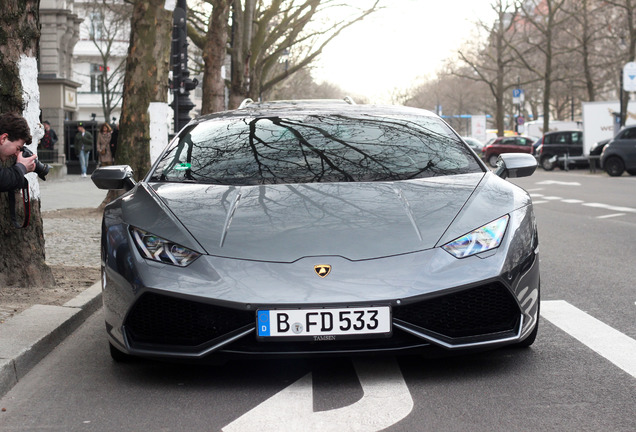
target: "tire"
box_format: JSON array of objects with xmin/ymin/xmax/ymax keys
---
[
  {"xmin": 109, "ymin": 341, "xmax": 136, "ymax": 363},
  {"xmin": 488, "ymin": 154, "xmax": 499, "ymax": 168},
  {"xmin": 604, "ymin": 156, "xmax": 625, "ymax": 177},
  {"xmin": 540, "ymin": 156, "xmax": 555, "ymax": 171},
  {"xmin": 626, "ymin": 169, "xmax": 636, "ymax": 176}
]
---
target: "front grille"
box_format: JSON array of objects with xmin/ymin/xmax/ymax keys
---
[
  {"xmin": 125, "ymin": 292, "xmax": 254, "ymax": 348},
  {"xmin": 393, "ymin": 283, "xmax": 520, "ymax": 339}
]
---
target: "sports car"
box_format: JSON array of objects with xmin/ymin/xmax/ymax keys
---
[{"xmin": 91, "ymin": 100, "xmax": 540, "ymax": 362}]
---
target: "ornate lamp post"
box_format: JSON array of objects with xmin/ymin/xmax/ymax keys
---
[{"xmin": 171, "ymin": 0, "xmax": 198, "ymax": 133}]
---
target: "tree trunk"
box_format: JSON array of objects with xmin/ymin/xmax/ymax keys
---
[
  {"xmin": 0, "ymin": 0, "xmax": 54, "ymax": 287},
  {"xmin": 116, "ymin": 0, "xmax": 172, "ymax": 180},
  {"xmin": 229, "ymin": 1, "xmax": 252, "ymax": 109},
  {"xmin": 201, "ymin": 0, "xmax": 231, "ymax": 114}
]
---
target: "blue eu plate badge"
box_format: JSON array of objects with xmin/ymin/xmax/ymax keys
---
[{"xmin": 257, "ymin": 310, "xmax": 270, "ymax": 336}]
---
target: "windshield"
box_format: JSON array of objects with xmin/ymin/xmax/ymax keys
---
[{"xmin": 150, "ymin": 113, "xmax": 483, "ymax": 185}]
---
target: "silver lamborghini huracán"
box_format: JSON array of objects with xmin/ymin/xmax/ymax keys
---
[{"xmin": 92, "ymin": 100, "xmax": 540, "ymax": 362}]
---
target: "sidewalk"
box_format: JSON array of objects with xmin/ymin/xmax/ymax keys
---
[
  {"xmin": 38, "ymin": 173, "xmax": 107, "ymax": 211},
  {"xmin": 1, "ymin": 174, "xmax": 107, "ymax": 399}
]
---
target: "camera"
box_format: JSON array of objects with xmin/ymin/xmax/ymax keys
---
[{"xmin": 22, "ymin": 147, "xmax": 50, "ymax": 181}]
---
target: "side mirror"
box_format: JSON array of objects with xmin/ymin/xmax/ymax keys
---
[
  {"xmin": 91, "ymin": 165, "xmax": 136, "ymax": 191},
  {"xmin": 494, "ymin": 153, "xmax": 537, "ymax": 179}
]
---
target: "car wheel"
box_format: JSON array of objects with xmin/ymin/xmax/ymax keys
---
[
  {"xmin": 604, "ymin": 156, "xmax": 625, "ymax": 177},
  {"xmin": 488, "ymin": 154, "xmax": 499, "ymax": 168},
  {"xmin": 109, "ymin": 341, "xmax": 136, "ymax": 363},
  {"xmin": 540, "ymin": 156, "xmax": 554, "ymax": 171},
  {"xmin": 627, "ymin": 169, "xmax": 636, "ymax": 175}
]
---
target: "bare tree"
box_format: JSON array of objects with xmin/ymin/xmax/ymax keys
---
[
  {"xmin": 603, "ymin": 0, "xmax": 636, "ymax": 126},
  {"xmin": 189, "ymin": 0, "xmax": 231, "ymax": 114},
  {"xmin": 455, "ymin": 0, "xmax": 525, "ymax": 135},
  {"xmin": 189, "ymin": 0, "xmax": 381, "ymax": 111},
  {"xmin": 83, "ymin": 0, "xmax": 131, "ymax": 122},
  {"xmin": 0, "ymin": 0, "xmax": 54, "ymax": 286},
  {"xmin": 116, "ymin": 0, "xmax": 173, "ymax": 179},
  {"xmin": 405, "ymin": 67, "xmax": 492, "ymax": 136},
  {"xmin": 512, "ymin": 0, "xmax": 569, "ymax": 132}
]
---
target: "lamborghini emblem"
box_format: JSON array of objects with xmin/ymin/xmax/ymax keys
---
[{"xmin": 314, "ymin": 264, "xmax": 332, "ymax": 278}]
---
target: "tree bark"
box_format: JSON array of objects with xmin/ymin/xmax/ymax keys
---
[
  {"xmin": 0, "ymin": 0, "xmax": 54, "ymax": 287},
  {"xmin": 116, "ymin": 0, "xmax": 172, "ymax": 180},
  {"xmin": 201, "ymin": 0, "xmax": 231, "ymax": 114}
]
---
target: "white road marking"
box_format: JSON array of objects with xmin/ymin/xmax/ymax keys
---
[
  {"xmin": 542, "ymin": 196, "xmax": 563, "ymax": 200},
  {"xmin": 536, "ymin": 180, "xmax": 581, "ymax": 186},
  {"xmin": 530, "ymin": 193, "xmax": 544, "ymax": 197},
  {"xmin": 526, "ymin": 188, "xmax": 545, "ymax": 192},
  {"xmin": 541, "ymin": 300, "xmax": 636, "ymax": 379},
  {"xmin": 532, "ymin": 200, "xmax": 548, "ymax": 204},
  {"xmin": 583, "ymin": 203, "xmax": 636, "ymax": 213},
  {"xmin": 223, "ymin": 357, "xmax": 413, "ymax": 432},
  {"xmin": 597, "ymin": 213, "xmax": 626, "ymax": 219},
  {"xmin": 561, "ymin": 199, "xmax": 584, "ymax": 204}
]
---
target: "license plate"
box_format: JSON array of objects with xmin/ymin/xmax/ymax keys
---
[{"xmin": 256, "ymin": 306, "xmax": 391, "ymax": 340}]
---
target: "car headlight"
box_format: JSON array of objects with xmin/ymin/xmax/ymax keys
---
[
  {"xmin": 442, "ymin": 215, "xmax": 509, "ymax": 258},
  {"xmin": 131, "ymin": 227, "xmax": 200, "ymax": 266}
]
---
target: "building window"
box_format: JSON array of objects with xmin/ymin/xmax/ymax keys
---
[
  {"xmin": 89, "ymin": 12, "xmax": 104, "ymax": 40},
  {"xmin": 90, "ymin": 63, "xmax": 104, "ymax": 93}
]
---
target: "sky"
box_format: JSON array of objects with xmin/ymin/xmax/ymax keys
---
[{"xmin": 312, "ymin": 0, "xmax": 497, "ymax": 103}]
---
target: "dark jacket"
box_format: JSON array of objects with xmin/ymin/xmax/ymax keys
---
[
  {"xmin": 0, "ymin": 163, "xmax": 28, "ymax": 192},
  {"xmin": 74, "ymin": 131, "xmax": 94, "ymax": 152}
]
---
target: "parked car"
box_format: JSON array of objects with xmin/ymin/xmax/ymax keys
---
[
  {"xmin": 601, "ymin": 125, "xmax": 636, "ymax": 176},
  {"xmin": 90, "ymin": 100, "xmax": 540, "ymax": 362},
  {"xmin": 589, "ymin": 138, "xmax": 609, "ymax": 156},
  {"xmin": 537, "ymin": 130, "xmax": 584, "ymax": 171},
  {"xmin": 481, "ymin": 136, "xmax": 534, "ymax": 167},
  {"xmin": 462, "ymin": 136, "xmax": 484, "ymax": 153}
]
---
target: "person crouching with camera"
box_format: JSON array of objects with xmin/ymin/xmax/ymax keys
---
[{"xmin": 0, "ymin": 112, "xmax": 37, "ymax": 192}]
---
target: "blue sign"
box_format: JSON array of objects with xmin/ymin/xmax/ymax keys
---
[
  {"xmin": 624, "ymin": 62, "xmax": 636, "ymax": 92},
  {"xmin": 257, "ymin": 311, "xmax": 270, "ymax": 336}
]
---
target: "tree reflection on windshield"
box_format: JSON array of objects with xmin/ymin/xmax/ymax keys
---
[{"xmin": 152, "ymin": 113, "xmax": 482, "ymax": 185}]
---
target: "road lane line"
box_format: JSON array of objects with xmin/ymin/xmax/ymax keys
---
[
  {"xmin": 536, "ymin": 180, "xmax": 581, "ymax": 186},
  {"xmin": 597, "ymin": 213, "xmax": 626, "ymax": 219},
  {"xmin": 541, "ymin": 300, "xmax": 636, "ymax": 379},
  {"xmin": 582, "ymin": 203, "xmax": 636, "ymax": 213},
  {"xmin": 561, "ymin": 199, "xmax": 584, "ymax": 204}
]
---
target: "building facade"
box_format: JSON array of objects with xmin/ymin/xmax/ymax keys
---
[{"xmin": 38, "ymin": 0, "xmax": 83, "ymax": 165}]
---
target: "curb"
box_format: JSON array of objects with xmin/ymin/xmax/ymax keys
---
[{"xmin": 0, "ymin": 282, "xmax": 102, "ymax": 399}]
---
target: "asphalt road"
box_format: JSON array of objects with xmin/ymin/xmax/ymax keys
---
[{"xmin": 1, "ymin": 169, "xmax": 635, "ymax": 432}]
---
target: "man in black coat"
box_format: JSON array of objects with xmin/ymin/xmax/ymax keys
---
[{"xmin": 0, "ymin": 112, "xmax": 36, "ymax": 192}]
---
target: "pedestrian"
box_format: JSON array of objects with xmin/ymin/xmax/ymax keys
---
[
  {"xmin": 40, "ymin": 120, "xmax": 58, "ymax": 150},
  {"xmin": 74, "ymin": 122, "xmax": 93, "ymax": 177},
  {"xmin": 97, "ymin": 122, "xmax": 114, "ymax": 167},
  {"xmin": 0, "ymin": 112, "xmax": 37, "ymax": 192}
]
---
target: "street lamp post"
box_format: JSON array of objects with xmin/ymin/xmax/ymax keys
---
[{"xmin": 170, "ymin": 0, "xmax": 198, "ymax": 134}]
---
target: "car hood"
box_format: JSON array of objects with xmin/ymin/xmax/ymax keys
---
[{"xmin": 126, "ymin": 172, "xmax": 526, "ymax": 262}]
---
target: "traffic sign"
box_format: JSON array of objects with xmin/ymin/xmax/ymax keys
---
[
  {"xmin": 623, "ymin": 62, "xmax": 636, "ymax": 92},
  {"xmin": 513, "ymin": 88, "xmax": 524, "ymax": 104}
]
